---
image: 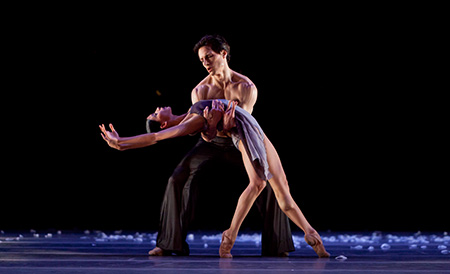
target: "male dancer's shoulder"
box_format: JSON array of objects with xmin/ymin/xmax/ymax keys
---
[
  {"xmin": 191, "ymin": 84, "xmax": 212, "ymax": 103},
  {"xmin": 232, "ymin": 81, "xmax": 257, "ymax": 114}
]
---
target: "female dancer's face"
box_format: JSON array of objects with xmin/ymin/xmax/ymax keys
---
[{"xmin": 147, "ymin": 106, "xmax": 173, "ymax": 124}]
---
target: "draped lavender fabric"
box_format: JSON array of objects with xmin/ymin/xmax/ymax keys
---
[{"xmin": 189, "ymin": 99, "xmax": 273, "ymax": 181}]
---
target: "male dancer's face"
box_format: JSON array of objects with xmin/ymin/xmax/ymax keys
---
[{"xmin": 198, "ymin": 46, "xmax": 226, "ymax": 76}]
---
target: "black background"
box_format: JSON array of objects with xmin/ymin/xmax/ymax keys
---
[{"xmin": 3, "ymin": 4, "xmax": 446, "ymax": 233}]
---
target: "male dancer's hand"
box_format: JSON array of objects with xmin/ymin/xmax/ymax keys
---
[
  {"xmin": 202, "ymin": 99, "xmax": 224, "ymax": 141},
  {"xmin": 203, "ymin": 99, "xmax": 224, "ymax": 127},
  {"xmin": 223, "ymin": 100, "xmax": 237, "ymax": 133}
]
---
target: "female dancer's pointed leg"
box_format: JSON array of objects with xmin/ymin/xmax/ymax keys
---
[{"xmin": 263, "ymin": 135, "xmax": 330, "ymax": 258}]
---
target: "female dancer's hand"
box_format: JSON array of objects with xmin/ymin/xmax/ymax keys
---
[
  {"xmin": 223, "ymin": 100, "xmax": 237, "ymax": 132},
  {"xmin": 99, "ymin": 123, "xmax": 121, "ymax": 150}
]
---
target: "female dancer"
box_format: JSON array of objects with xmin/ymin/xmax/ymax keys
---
[{"xmin": 100, "ymin": 99, "xmax": 330, "ymax": 258}]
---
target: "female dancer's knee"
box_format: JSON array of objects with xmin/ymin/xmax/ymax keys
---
[
  {"xmin": 248, "ymin": 180, "xmax": 266, "ymax": 196},
  {"xmin": 275, "ymin": 193, "xmax": 296, "ymax": 214},
  {"xmin": 280, "ymin": 199, "xmax": 295, "ymax": 213}
]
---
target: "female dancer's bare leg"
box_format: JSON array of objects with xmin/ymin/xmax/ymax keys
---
[
  {"xmin": 219, "ymin": 141, "xmax": 267, "ymax": 258},
  {"xmin": 220, "ymin": 136, "xmax": 330, "ymax": 258},
  {"xmin": 262, "ymin": 136, "xmax": 329, "ymax": 257}
]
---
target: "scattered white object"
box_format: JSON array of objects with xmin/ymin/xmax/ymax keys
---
[
  {"xmin": 335, "ymin": 255, "xmax": 347, "ymax": 261},
  {"xmin": 6, "ymin": 229, "xmax": 450, "ymax": 258}
]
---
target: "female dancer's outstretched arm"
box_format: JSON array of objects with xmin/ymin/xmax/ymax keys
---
[
  {"xmin": 100, "ymin": 114, "xmax": 205, "ymax": 151},
  {"xmin": 100, "ymin": 101, "xmax": 227, "ymax": 150}
]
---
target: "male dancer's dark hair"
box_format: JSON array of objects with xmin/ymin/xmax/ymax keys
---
[{"xmin": 193, "ymin": 34, "xmax": 231, "ymax": 62}]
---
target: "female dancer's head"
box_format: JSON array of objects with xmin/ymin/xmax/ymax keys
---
[{"xmin": 146, "ymin": 106, "xmax": 174, "ymax": 132}]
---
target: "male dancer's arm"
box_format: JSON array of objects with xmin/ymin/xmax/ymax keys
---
[
  {"xmin": 235, "ymin": 82, "xmax": 257, "ymax": 115},
  {"xmin": 222, "ymin": 82, "xmax": 257, "ymax": 133},
  {"xmin": 191, "ymin": 86, "xmax": 222, "ymax": 141}
]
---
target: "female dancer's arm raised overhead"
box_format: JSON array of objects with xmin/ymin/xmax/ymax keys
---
[{"xmin": 100, "ymin": 99, "xmax": 330, "ymax": 258}]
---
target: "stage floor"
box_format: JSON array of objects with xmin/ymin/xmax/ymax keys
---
[{"xmin": 1, "ymin": 230, "xmax": 449, "ymax": 273}]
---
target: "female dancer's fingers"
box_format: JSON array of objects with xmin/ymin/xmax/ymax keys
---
[
  {"xmin": 99, "ymin": 124, "xmax": 106, "ymax": 135},
  {"xmin": 100, "ymin": 133, "xmax": 109, "ymax": 142},
  {"xmin": 109, "ymin": 123, "xmax": 115, "ymax": 132}
]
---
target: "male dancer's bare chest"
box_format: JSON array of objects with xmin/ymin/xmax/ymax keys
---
[{"xmin": 205, "ymin": 85, "xmax": 240, "ymax": 102}]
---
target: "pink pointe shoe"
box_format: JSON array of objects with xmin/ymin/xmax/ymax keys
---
[
  {"xmin": 304, "ymin": 233, "xmax": 330, "ymax": 258},
  {"xmin": 219, "ymin": 230, "xmax": 235, "ymax": 258}
]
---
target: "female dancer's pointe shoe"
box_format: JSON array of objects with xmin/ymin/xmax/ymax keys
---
[
  {"xmin": 219, "ymin": 230, "xmax": 235, "ymax": 258},
  {"xmin": 305, "ymin": 233, "xmax": 330, "ymax": 258}
]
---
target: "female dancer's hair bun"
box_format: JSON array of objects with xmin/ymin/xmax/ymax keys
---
[{"xmin": 146, "ymin": 119, "xmax": 162, "ymax": 133}]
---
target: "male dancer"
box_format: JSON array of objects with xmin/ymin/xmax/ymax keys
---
[{"xmin": 148, "ymin": 35, "xmax": 294, "ymax": 256}]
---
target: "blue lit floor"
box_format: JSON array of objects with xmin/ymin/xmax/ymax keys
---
[{"xmin": 1, "ymin": 230, "xmax": 449, "ymax": 273}]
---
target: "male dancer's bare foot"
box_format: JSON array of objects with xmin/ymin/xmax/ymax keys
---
[
  {"xmin": 219, "ymin": 230, "xmax": 235, "ymax": 258},
  {"xmin": 304, "ymin": 232, "xmax": 330, "ymax": 258},
  {"xmin": 148, "ymin": 247, "xmax": 168, "ymax": 256}
]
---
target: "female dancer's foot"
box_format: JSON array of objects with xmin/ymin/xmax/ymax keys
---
[
  {"xmin": 304, "ymin": 232, "xmax": 330, "ymax": 258},
  {"xmin": 219, "ymin": 230, "xmax": 235, "ymax": 258}
]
